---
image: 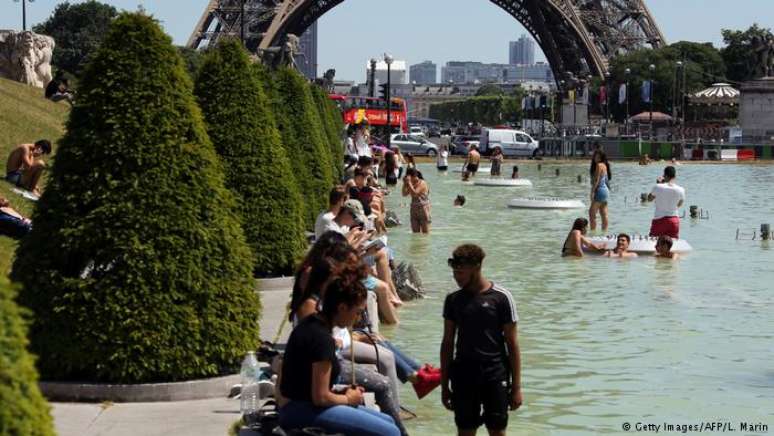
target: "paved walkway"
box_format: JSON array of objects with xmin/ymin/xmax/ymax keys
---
[{"xmin": 52, "ymin": 278, "xmax": 293, "ymax": 436}]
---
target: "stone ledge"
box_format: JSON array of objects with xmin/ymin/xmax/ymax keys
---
[{"xmin": 40, "ymin": 374, "xmax": 240, "ymax": 403}]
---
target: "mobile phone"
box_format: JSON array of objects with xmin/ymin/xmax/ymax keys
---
[{"xmin": 363, "ymin": 238, "xmax": 385, "ymax": 252}]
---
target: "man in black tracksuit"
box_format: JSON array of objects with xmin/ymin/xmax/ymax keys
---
[{"xmin": 440, "ymin": 244, "xmax": 523, "ymax": 436}]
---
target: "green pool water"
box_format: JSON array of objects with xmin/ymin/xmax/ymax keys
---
[{"xmin": 379, "ymin": 162, "xmax": 774, "ymax": 435}]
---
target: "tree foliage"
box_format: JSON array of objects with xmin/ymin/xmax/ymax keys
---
[
  {"xmin": 721, "ymin": 24, "xmax": 773, "ymax": 83},
  {"xmin": 429, "ymin": 95, "xmax": 523, "ymax": 125},
  {"xmin": 195, "ymin": 39, "xmax": 306, "ymax": 276},
  {"xmin": 262, "ymin": 67, "xmax": 334, "ymax": 228},
  {"xmin": 0, "ymin": 276, "xmax": 54, "ymax": 436},
  {"xmin": 310, "ymin": 84, "xmax": 344, "ymax": 181},
  {"xmin": 33, "ymin": 1, "xmax": 118, "ymax": 75},
  {"xmin": 475, "ymin": 84, "xmax": 505, "ymax": 97},
  {"xmin": 606, "ymin": 41, "xmax": 726, "ymax": 121},
  {"xmin": 12, "ymin": 13, "xmax": 260, "ymax": 383}
]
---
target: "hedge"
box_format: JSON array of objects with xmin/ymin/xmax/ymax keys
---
[
  {"xmin": 12, "ymin": 13, "xmax": 260, "ymax": 383},
  {"xmin": 429, "ymin": 95, "xmax": 523, "ymax": 125},
  {"xmin": 261, "ymin": 67, "xmax": 334, "ymax": 228},
  {"xmin": 195, "ymin": 39, "xmax": 306, "ymax": 276},
  {"xmin": 0, "ymin": 276, "xmax": 54, "ymax": 436},
  {"xmin": 310, "ymin": 84, "xmax": 345, "ymax": 181}
]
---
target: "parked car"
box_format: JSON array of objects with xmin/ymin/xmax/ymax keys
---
[
  {"xmin": 450, "ymin": 135, "xmax": 481, "ymax": 155},
  {"xmin": 390, "ymin": 134, "xmax": 438, "ymax": 156},
  {"xmin": 428, "ymin": 126, "xmax": 441, "ymax": 138},
  {"xmin": 479, "ymin": 129, "xmax": 541, "ymax": 157},
  {"xmin": 409, "ymin": 126, "xmax": 426, "ymax": 137}
]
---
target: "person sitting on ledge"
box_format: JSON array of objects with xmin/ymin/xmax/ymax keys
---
[
  {"xmin": 654, "ymin": 235, "xmax": 679, "ymax": 260},
  {"xmin": 0, "ymin": 196, "xmax": 32, "ymax": 239},
  {"xmin": 561, "ymin": 218, "xmax": 605, "ymax": 257},
  {"xmin": 5, "ymin": 139, "xmax": 52, "ymax": 196},
  {"xmin": 604, "ymin": 233, "xmax": 638, "ymax": 258},
  {"xmin": 279, "ymin": 276, "xmax": 402, "ymax": 436}
]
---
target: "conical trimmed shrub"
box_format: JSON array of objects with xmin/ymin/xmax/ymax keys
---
[
  {"xmin": 264, "ymin": 67, "xmax": 334, "ymax": 228},
  {"xmin": 310, "ymin": 84, "xmax": 345, "ymax": 181},
  {"xmin": 12, "ymin": 13, "xmax": 260, "ymax": 383},
  {"xmin": 0, "ymin": 276, "xmax": 54, "ymax": 436},
  {"xmin": 195, "ymin": 39, "xmax": 306, "ymax": 276}
]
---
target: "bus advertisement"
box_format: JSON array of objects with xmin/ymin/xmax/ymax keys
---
[{"xmin": 329, "ymin": 95, "xmax": 408, "ymax": 133}]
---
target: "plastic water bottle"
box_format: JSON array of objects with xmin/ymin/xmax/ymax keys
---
[{"xmin": 240, "ymin": 351, "xmax": 260, "ymax": 417}]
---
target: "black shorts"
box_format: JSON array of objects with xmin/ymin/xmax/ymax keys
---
[
  {"xmin": 437, "ymin": 165, "xmax": 448, "ymax": 171},
  {"xmin": 451, "ymin": 365, "xmax": 510, "ymax": 431},
  {"xmin": 466, "ymin": 163, "xmax": 479, "ymax": 173}
]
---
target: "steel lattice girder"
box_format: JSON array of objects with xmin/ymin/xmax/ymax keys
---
[{"xmin": 188, "ymin": 0, "xmax": 665, "ymax": 79}]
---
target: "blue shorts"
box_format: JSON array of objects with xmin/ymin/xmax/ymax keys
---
[
  {"xmin": 5, "ymin": 170, "xmax": 22, "ymax": 186},
  {"xmin": 362, "ymin": 275, "xmax": 379, "ymax": 291}
]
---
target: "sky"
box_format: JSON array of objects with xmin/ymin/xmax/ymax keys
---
[{"xmin": 2, "ymin": 0, "xmax": 774, "ymax": 82}]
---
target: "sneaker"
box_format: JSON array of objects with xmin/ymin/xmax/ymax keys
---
[{"xmin": 412, "ymin": 365, "xmax": 441, "ymax": 399}]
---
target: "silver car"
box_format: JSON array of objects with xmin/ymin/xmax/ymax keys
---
[{"xmin": 390, "ymin": 134, "xmax": 439, "ymax": 156}]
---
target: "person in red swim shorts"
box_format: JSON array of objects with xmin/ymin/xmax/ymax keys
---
[{"xmin": 648, "ymin": 166, "xmax": 686, "ymax": 239}]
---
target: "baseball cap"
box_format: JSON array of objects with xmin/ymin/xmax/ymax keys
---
[{"xmin": 342, "ymin": 199, "xmax": 367, "ymax": 226}]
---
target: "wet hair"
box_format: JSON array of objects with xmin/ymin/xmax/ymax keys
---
[
  {"xmin": 329, "ymin": 186, "xmax": 347, "ymax": 206},
  {"xmin": 320, "ymin": 277, "xmax": 368, "ymax": 322},
  {"xmin": 571, "ymin": 218, "xmax": 588, "ymax": 232},
  {"xmin": 455, "ymin": 194, "xmax": 466, "ymax": 206},
  {"xmin": 657, "ymin": 235, "xmax": 673, "ymax": 250},
  {"xmin": 35, "ymin": 139, "xmax": 52, "ymax": 155},
  {"xmin": 617, "ymin": 233, "xmax": 631, "ymax": 244},
  {"xmin": 663, "ymin": 166, "xmax": 676, "ymax": 180},
  {"xmin": 405, "ymin": 167, "xmax": 418, "ymax": 178},
  {"xmin": 451, "ymin": 244, "xmax": 486, "ymax": 266}
]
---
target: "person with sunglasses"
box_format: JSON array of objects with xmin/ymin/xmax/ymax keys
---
[{"xmin": 440, "ymin": 244, "xmax": 522, "ymax": 436}]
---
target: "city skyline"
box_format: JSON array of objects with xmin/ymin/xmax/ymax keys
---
[{"xmin": 1, "ymin": 0, "xmax": 774, "ymax": 82}]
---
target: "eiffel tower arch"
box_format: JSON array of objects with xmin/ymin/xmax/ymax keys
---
[{"xmin": 188, "ymin": 0, "xmax": 666, "ymax": 79}]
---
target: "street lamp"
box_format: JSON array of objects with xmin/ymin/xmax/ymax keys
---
[
  {"xmin": 648, "ymin": 63, "xmax": 656, "ymax": 139},
  {"xmin": 384, "ymin": 53, "xmax": 394, "ymax": 146},
  {"xmin": 13, "ymin": 0, "xmax": 35, "ymax": 31}
]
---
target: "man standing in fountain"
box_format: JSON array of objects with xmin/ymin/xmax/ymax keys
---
[
  {"xmin": 648, "ymin": 166, "xmax": 685, "ymax": 239},
  {"xmin": 440, "ymin": 244, "xmax": 522, "ymax": 436}
]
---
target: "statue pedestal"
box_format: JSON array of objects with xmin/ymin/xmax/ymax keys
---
[{"xmin": 740, "ymin": 77, "xmax": 774, "ymax": 142}]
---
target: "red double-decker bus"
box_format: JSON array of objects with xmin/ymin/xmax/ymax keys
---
[{"xmin": 329, "ymin": 94, "xmax": 408, "ymax": 133}]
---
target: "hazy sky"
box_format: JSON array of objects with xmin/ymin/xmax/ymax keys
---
[{"xmin": 2, "ymin": 0, "xmax": 773, "ymax": 82}]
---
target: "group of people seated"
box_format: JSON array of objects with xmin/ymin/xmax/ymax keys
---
[{"xmin": 561, "ymin": 217, "xmax": 679, "ymax": 259}]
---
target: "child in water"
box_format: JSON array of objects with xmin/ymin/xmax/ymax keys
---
[{"xmin": 654, "ymin": 235, "xmax": 679, "ymax": 260}]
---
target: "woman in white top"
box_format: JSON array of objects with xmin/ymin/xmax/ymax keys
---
[{"xmin": 436, "ymin": 144, "xmax": 449, "ymax": 171}]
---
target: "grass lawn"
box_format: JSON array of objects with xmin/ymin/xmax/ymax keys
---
[{"xmin": 0, "ymin": 77, "xmax": 69, "ymax": 275}]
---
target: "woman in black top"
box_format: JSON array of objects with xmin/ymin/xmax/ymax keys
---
[{"xmin": 279, "ymin": 278, "xmax": 401, "ymax": 436}]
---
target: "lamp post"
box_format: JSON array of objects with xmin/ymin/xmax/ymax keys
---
[
  {"xmin": 648, "ymin": 63, "xmax": 656, "ymax": 139},
  {"xmin": 625, "ymin": 68, "xmax": 631, "ymax": 135},
  {"xmin": 14, "ymin": 0, "xmax": 35, "ymax": 31},
  {"xmin": 384, "ymin": 53, "xmax": 394, "ymax": 146},
  {"xmin": 369, "ymin": 58, "xmax": 377, "ymax": 97}
]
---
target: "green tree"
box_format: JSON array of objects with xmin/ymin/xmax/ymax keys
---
[
  {"xmin": 195, "ymin": 39, "xmax": 306, "ymax": 276},
  {"xmin": 264, "ymin": 67, "xmax": 334, "ymax": 228},
  {"xmin": 178, "ymin": 46, "xmax": 207, "ymax": 82},
  {"xmin": 429, "ymin": 96, "xmax": 523, "ymax": 125},
  {"xmin": 12, "ymin": 13, "xmax": 260, "ymax": 383},
  {"xmin": 33, "ymin": 1, "xmax": 119, "ymax": 75},
  {"xmin": 310, "ymin": 84, "xmax": 344, "ymax": 181},
  {"xmin": 0, "ymin": 276, "xmax": 54, "ymax": 436},
  {"xmin": 475, "ymin": 84, "xmax": 505, "ymax": 97},
  {"xmin": 721, "ymin": 24, "xmax": 773, "ymax": 83}
]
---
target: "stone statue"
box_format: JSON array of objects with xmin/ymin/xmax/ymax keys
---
[
  {"xmin": 322, "ymin": 68, "xmax": 336, "ymax": 92},
  {"xmin": 751, "ymin": 35, "xmax": 773, "ymax": 78},
  {"xmin": 257, "ymin": 33, "xmax": 301, "ymax": 70},
  {"xmin": 0, "ymin": 30, "xmax": 55, "ymax": 88}
]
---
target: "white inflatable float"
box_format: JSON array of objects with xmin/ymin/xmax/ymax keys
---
[
  {"xmin": 453, "ymin": 166, "xmax": 492, "ymax": 173},
  {"xmin": 474, "ymin": 178, "xmax": 533, "ymax": 187},
  {"xmin": 588, "ymin": 235, "xmax": 693, "ymax": 253},
  {"xmin": 508, "ymin": 197, "xmax": 585, "ymax": 209}
]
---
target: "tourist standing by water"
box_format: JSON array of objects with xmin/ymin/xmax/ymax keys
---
[
  {"xmin": 463, "ymin": 144, "xmax": 481, "ymax": 177},
  {"xmin": 402, "ymin": 168, "xmax": 431, "ymax": 234},
  {"xmin": 589, "ymin": 150, "xmax": 611, "ymax": 232},
  {"xmin": 392, "ymin": 146, "xmax": 406, "ymax": 179},
  {"xmin": 441, "ymin": 244, "xmax": 522, "ymax": 436},
  {"xmin": 648, "ymin": 166, "xmax": 685, "ymax": 238},
  {"xmin": 384, "ymin": 151, "xmax": 399, "ymax": 186},
  {"xmin": 437, "ymin": 144, "xmax": 449, "ymax": 171},
  {"xmin": 490, "ymin": 146, "xmax": 503, "ymax": 176}
]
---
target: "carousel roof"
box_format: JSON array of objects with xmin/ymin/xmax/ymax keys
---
[{"xmin": 691, "ymin": 83, "xmax": 740, "ymax": 104}]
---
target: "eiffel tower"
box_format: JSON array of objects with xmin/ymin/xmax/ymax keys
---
[{"xmin": 188, "ymin": 0, "xmax": 666, "ymax": 78}]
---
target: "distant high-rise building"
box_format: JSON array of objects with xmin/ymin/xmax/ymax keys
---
[
  {"xmin": 509, "ymin": 34, "xmax": 535, "ymax": 66},
  {"xmin": 441, "ymin": 60, "xmax": 552, "ymax": 84},
  {"xmin": 295, "ymin": 21, "xmax": 318, "ymax": 80},
  {"xmin": 366, "ymin": 59, "xmax": 408, "ymax": 86},
  {"xmin": 409, "ymin": 61, "xmax": 437, "ymax": 84}
]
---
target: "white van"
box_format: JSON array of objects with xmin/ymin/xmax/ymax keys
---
[
  {"xmin": 479, "ymin": 129, "xmax": 540, "ymax": 157},
  {"xmin": 409, "ymin": 126, "xmax": 426, "ymax": 137}
]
